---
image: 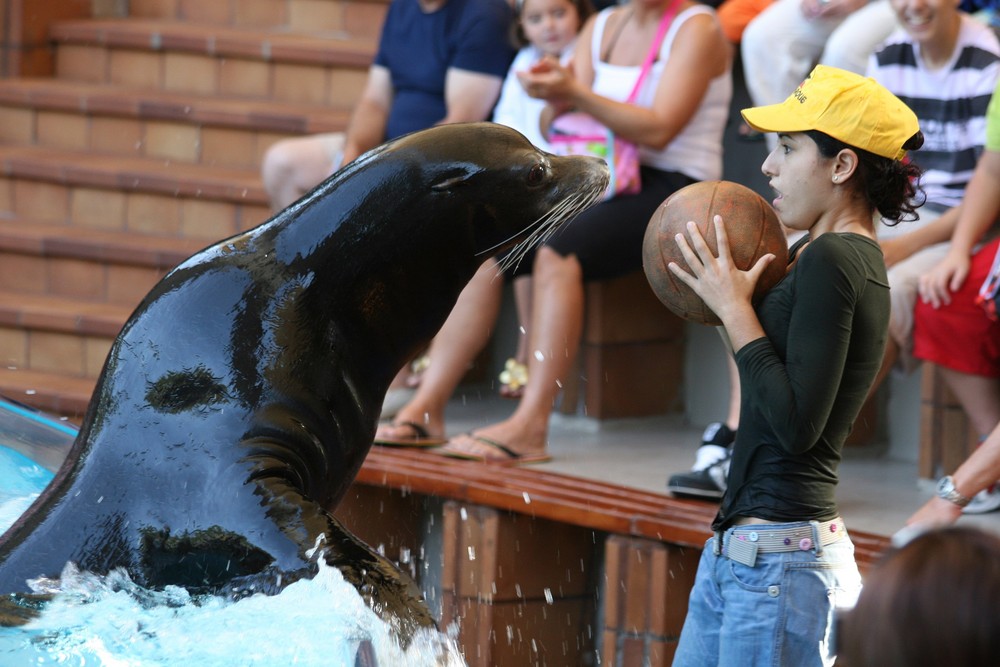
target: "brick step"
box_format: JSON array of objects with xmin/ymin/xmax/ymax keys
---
[
  {"xmin": 127, "ymin": 0, "xmax": 389, "ymax": 37},
  {"xmin": 0, "ymin": 219, "xmax": 203, "ymax": 305},
  {"xmin": 0, "ymin": 145, "xmax": 270, "ymax": 240},
  {"xmin": 0, "ymin": 290, "xmax": 129, "ymax": 381},
  {"xmin": 0, "ymin": 78, "xmax": 350, "ymax": 169},
  {"xmin": 51, "ymin": 19, "xmax": 377, "ymax": 107},
  {"xmin": 0, "ymin": 367, "xmax": 94, "ymax": 419}
]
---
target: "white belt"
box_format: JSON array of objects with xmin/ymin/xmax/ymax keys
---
[{"xmin": 713, "ymin": 518, "xmax": 846, "ymax": 567}]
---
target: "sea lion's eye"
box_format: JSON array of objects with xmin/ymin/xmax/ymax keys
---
[{"xmin": 527, "ymin": 163, "xmax": 546, "ymax": 186}]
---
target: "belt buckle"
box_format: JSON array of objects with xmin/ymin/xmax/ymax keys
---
[{"xmin": 726, "ymin": 534, "xmax": 759, "ymax": 567}]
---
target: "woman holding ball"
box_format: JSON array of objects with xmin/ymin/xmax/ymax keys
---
[{"xmin": 671, "ymin": 64, "xmax": 924, "ymax": 667}]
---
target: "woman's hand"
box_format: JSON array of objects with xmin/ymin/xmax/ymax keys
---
[
  {"xmin": 516, "ymin": 55, "xmax": 578, "ymax": 106},
  {"xmin": 668, "ymin": 215, "xmax": 775, "ymax": 327},
  {"xmin": 919, "ymin": 249, "xmax": 971, "ymax": 309}
]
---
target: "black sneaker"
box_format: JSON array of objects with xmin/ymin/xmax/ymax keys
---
[{"xmin": 667, "ymin": 422, "xmax": 735, "ymax": 500}]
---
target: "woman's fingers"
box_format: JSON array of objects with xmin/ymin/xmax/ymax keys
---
[{"xmin": 711, "ymin": 215, "xmax": 734, "ymax": 265}]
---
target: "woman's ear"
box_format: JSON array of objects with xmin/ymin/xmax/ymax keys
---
[{"xmin": 832, "ymin": 148, "xmax": 859, "ymax": 184}]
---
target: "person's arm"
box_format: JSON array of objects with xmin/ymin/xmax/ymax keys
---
[
  {"xmin": 438, "ymin": 0, "xmax": 513, "ymax": 126},
  {"xmin": 341, "ymin": 64, "xmax": 394, "ymax": 165},
  {"xmin": 907, "ymin": 420, "xmax": 1000, "ymax": 527},
  {"xmin": 880, "ymin": 206, "xmax": 959, "ymax": 268},
  {"xmin": 439, "ymin": 68, "xmax": 505, "ymax": 125},
  {"xmin": 919, "ymin": 149, "xmax": 1000, "ymax": 307}
]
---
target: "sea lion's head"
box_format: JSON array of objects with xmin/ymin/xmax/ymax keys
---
[{"xmin": 352, "ymin": 122, "xmax": 610, "ymax": 269}]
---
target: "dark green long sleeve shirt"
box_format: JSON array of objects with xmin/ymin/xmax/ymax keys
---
[{"xmin": 713, "ymin": 233, "xmax": 890, "ymax": 532}]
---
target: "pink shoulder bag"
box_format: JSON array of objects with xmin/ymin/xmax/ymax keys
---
[{"xmin": 548, "ymin": 0, "xmax": 681, "ymax": 200}]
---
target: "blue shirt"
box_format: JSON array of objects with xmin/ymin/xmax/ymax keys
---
[{"xmin": 374, "ymin": 0, "xmax": 515, "ymax": 140}]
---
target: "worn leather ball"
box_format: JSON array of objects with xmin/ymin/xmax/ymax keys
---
[{"xmin": 642, "ymin": 180, "xmax": 788, "ymax": 326}]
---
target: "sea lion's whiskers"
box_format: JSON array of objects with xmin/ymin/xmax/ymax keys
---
[
  {"xmin": 480, "ymin": 195, "xmax": 577, "ymax": 276},
  {"xmin": 497, "ymin": 187, "xmax": 603, "ymax": 274},
  {"xmin": 495, "ymin": 200, "xmax": 571, "ymax": 274}
]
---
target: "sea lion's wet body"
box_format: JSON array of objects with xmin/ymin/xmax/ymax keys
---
[{"xmin": 0, "ymin": 123, "xmax": 609, "ymax": 633}]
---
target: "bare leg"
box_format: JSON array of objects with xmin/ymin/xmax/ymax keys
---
[
  {"xmin": 261, "ymin": 133, "xmax": 344, "ymax": 211},
  {"xmin": 446, "ymin": 247, "xmax": 584, "ymax": 458},
  {"xmin": 939, "ymin": 367, "xmax": 1000, "ymax": 437},
  {"xmin": 376, "ymin": 260, "xmax": 505, "ymax": 440},
  {"xmin": 513, "ymin": 276, "xmax": 533, "ymax": 365}
]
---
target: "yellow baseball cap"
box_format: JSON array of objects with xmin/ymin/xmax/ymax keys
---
[{"xmin": 741, "ymin": 64, "xmax": 920, "ymax": 161}]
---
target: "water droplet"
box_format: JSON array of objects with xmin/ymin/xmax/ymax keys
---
[
  {"xmin": 544, "ymin": 588, "xmax": 553, "ymax": 604},
  {"xmin": 467, "ymin": 546, "xmax": 475, "ymax": 561},
  {"xmin": 522, "ymin": 492, "xmax": 531, "ymax": 504}
]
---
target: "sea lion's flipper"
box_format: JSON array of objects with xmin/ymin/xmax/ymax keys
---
[{"xmin": 321, "ymin": 513, "xmax": 436, "ymax": 642}]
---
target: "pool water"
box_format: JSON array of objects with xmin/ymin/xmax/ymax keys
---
[
  {"xmin": 0, "ymin": 444, "xmax": 53, "ymax": 534},
  {"xmin": 0, "ymin": 432, "xmax": 464, "ymax": 666}
]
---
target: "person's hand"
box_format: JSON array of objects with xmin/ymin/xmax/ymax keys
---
[
  {"xmin": 905, "ymin": 496, "xmax": 964, "ymax": 529},
  {"xmin": 668, "ymin": 215, "xmax": 775, "ymax": 323},
  {"xmin": 918, "ymin": 250, "xmax": 971, "ymax": 309},
  {"xmin": 516, "ymin": 55, "xmax": 576, "ymax": 105},
  {"xmin": 800, "ymin": 0, "xmax": 863, "ymax": 20}
]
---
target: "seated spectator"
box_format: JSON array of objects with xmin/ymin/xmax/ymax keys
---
[
  {"xmin": 866, "ymin": 0, "xmax": 1000, "ymax": 496},
  {"xmin": 374, "ymin": 0, "xmax": 733, "ymax": 461},
  {"xmin": 907, "ymin": 77, "xmax": 1000, "ymax": 524}
]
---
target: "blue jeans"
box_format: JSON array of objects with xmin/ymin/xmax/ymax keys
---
[{"xmin": 672, "ymin": 524, "xmax": 862, "ymax": 667}]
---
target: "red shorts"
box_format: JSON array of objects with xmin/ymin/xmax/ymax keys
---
[{"xmin": 913, "ymin": 237, "xmax": 1000, "ymax": 377}]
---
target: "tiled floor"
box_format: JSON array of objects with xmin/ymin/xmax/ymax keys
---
[{"xmin": 436, "ymin": 387, "xmax": 1000, "ymax": 542}]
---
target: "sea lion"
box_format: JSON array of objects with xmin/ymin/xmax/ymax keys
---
[{"xmin": 0, "ymin": 123, "xmax": 609, "ymax": 635}]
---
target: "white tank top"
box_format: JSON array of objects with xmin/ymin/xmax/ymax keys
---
[{"xmin": 590, "ymin": 5, "xmax": 731, "ymax": 181}]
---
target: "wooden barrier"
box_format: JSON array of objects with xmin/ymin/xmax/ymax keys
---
[
  {"xmin": 919, "ymin": 363, "xmax": 979, "ymax": 480},
  {"xmin": 334, "ymin": 447, "xmax": 892, "ymax": 667}
]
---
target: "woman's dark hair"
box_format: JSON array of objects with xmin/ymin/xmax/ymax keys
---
[
  {"xmin": 837, "ymin": 526, "xmax": 1000, "ymax": 667},
  {"xmin": 510, "ymin": 0, "xmax": 596, "ymax": 49},
  {"xmin": 805, "ymin": 129, "xmax": 926, "ymax": 225}
]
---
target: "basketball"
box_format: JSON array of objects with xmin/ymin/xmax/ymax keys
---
[{"xmin": 642, "ymin": 180, "xmax": 788, "ymax": 326}]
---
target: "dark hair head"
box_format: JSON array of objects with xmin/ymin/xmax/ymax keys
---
[
  {"xmin": 510, "ymin": 0, "xmax": 596, "ymax": 49},
  {"xmin": 804, "ymin": 129, "xmax": 925, "ymax": 225},
  {"xmin": 838, "ymin": 526, "xmax": 1000, "ymax": 667}
]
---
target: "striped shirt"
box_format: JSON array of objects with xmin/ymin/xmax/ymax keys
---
[{"xmin": 868, "ymin": 14, "xmax": 1000, "ymax": 219}]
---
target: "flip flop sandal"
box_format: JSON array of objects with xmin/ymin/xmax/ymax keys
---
[
  {"xmin": 438, "ymin": 434, "xmax": 551, "ymax": 466},
  {"xmin": 373, "ymin": 421, "xmax": 446, "ymax": 448}
]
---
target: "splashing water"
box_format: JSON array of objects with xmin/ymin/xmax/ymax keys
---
[{"xmin": 0, "ymin": 445, "xmax": 467, "ymax": 667}]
